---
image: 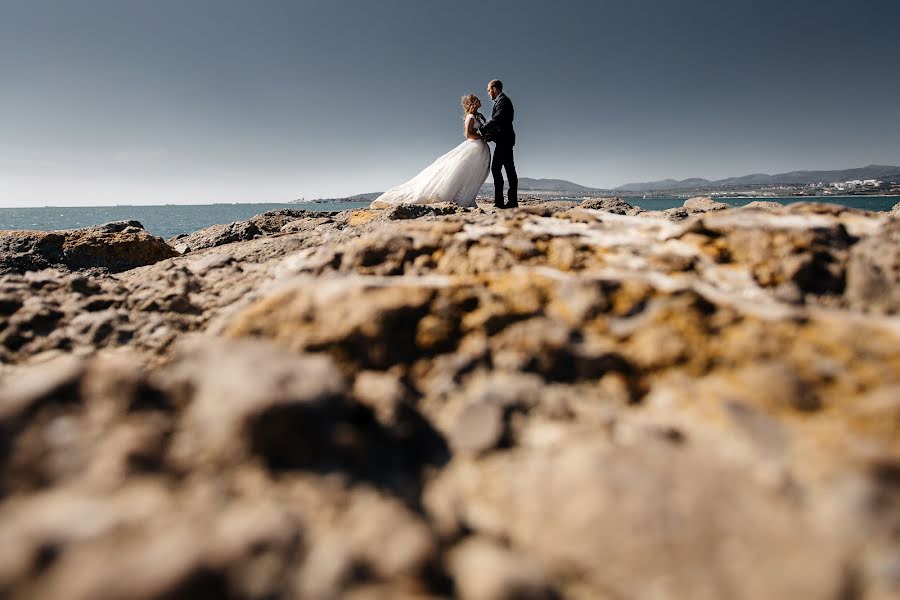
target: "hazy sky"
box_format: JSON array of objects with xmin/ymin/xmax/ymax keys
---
[{"xmin": 2, "ymin": 0, "xmax": 898, "ymax": 206}]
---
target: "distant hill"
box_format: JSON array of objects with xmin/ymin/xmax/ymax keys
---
[
  {"xmin": 481, "ymin": 177, "xmax": 604, "ymax": 195},
  {"xmin": 615, "ymin": 178, "xmax": 715, "ymax": 192},
  {"xmin": 299, "ymin": 192, "xmax": 382, "ymax": 204},
  {"xmin": 341, "ymin": 192, "xmax": 382, "ymax": 202},
  {"xmin": 616, "ymin": 165, "xmax": 900, "ymax": 192}
]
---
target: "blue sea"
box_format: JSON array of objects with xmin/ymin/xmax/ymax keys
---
[
  {"xmin": 0, "ymin": 201, "xmax": 370, "ymax": 240},
  {"xmin": 0, "ymin": 197, "xmax": 896, "ymax": 240}
]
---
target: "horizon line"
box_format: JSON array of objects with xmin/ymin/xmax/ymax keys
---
[{"xmin": 2, "ymin": 163, "xmax": 898, "ymax": 209}]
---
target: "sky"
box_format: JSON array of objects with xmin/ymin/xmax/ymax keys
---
[{"xmin": 1, "ymin": 0, "xmax": 898, "ymax": 207}]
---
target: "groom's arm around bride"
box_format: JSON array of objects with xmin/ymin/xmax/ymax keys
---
[{"xmin": 480, "ymin": 94, "xmax": 514, "ymax": 146}]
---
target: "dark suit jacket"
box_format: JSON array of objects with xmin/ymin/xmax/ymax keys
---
[{"xmin": 481, "ymin": 93, "xmax": 515, "ymax": 147}]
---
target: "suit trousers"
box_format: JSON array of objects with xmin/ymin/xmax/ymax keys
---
[{"xmin": 492, "ymin": 144, "xmax": 518, "ymax": 206}]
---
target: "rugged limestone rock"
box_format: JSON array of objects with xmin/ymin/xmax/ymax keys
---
[
  {"xmin": 168, "ymin": 220, "xmax": 261, "ymax": 254},
  {"xmin": 386, "ymin": 203, "xmax": 462, "ymax": 220},
  {"xmin": 654, "ymin": 206, "xmax": 691, "ymax": 220},
  {"xmin": 165, "ymin": 209, "xmax": 344, "ymax": 255},
  {"xmin": 741, "ymin": 200, "xmax": 785, "ymax": 210},
  {"xmin": 0, "ymin": 221, "xmax": 176, "ymax": 275},
  {"xmin": 579, "ymin": 196, "xmax": 640, "ymax": 215},
  {"xmin": 1, "ymin": 200, "xmax": 899, "ymax": 598},
  {"xmin": 683, "ymin": 196, "xmax": 731, "ymax": 212},
  {"xmin": 247, "ymin": 208, "xmax": 327, "ymax": 234}
]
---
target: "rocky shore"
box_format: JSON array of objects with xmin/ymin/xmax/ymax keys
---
[{"xmin": 1, "ymin": 197, "xmax": 899, "ymax": 599}]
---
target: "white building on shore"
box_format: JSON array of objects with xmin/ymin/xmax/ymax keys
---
[{"xmin": 832, "ymin": 179, "xmax": 882, "ymax": 190}]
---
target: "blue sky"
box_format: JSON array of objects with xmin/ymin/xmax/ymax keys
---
[{"xmin": 1, "ymin": 0, "xmax": 898, "ymax": 206}]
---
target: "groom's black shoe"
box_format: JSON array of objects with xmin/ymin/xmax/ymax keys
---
[
  {"xmin": 494, "ymin": 201, "xmax": 505, "ymax": 209},
  {"xmin": 505, "ymin": 200, "xmax": 518, "ymax": 209}
]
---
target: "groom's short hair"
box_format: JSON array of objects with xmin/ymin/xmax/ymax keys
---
[{"xmin": 489, "ymin": 79, "xmax": 503, "ymax": 92}]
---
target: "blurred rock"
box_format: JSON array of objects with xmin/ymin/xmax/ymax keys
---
[
  {"xmin": 450, "ymin": 401, "xmax": 505, "ymax": 453},
  {"xmin": 683, "ymin": 196, "xmax": 731, "ymax": 212},
  {"xmin": 655, "ymin": 206, "xmax": 691, "ymax": 220},
  {"xmin": 447, "ymin": 537, "xmax": 557, "ymax": 600},
  {"xmin": 164, "ymin": 338, "xmax": 348, "ymax": 468},
  {"xmin": 1, "ymin": 199, "xmax": 899, "ymax": 598},
  {"xmin": 845, "ymin": 217, "xmax": 900, "ymax": 313},
  {"xmin": 741, "ymin": 200, "xmax": 784, "ymax": 210},
  {"xmin": 580, "ymin": 196, "xmax": 636, "ymax": 214},
  {"xmin": 426, "ymin": 435, "xmax": 846, "ymax": 600}
]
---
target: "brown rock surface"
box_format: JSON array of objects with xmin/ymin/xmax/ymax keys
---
[
  {"xmin": 0, "ymin": 221, "xmax": 177, "ymax": 275},
  {"xmin": 167, "ymin": 209, "xmax": 340, "ymax": 254},
  {"xmin": 683, "ymin": 196, "xmax": 731, "ymax": 212},
  {"xmin": 1, "ymin": 200, "xmax": 899, "ymax": 598},
  {"xmin": 741, "ymin": 200, "xmax": 785, "ymax": 210},
  {"xmin": 579, "ymin": 196, "xmax": 641, "ymax": 215}
]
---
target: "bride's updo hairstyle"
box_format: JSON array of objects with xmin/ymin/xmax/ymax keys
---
[{"xmin": 461, "ymin": 94, "xmax": 480, "ymax": 116}]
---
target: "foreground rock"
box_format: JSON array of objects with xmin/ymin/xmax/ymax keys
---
[
  {"xmin": 1, "ymin": 200, "xmax": 899, "ymax": 598},
  {"xmin": 0, "ymin": 221, "xmax": 177, "ymax": 275}
]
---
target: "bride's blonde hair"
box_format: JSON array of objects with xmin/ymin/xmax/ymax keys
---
[{"xmin": 461, "ymin": 94, "xmax": 481, "ymax": 116}]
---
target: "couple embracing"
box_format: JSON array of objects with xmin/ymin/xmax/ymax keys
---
[{"xmin": 371, "ymin": 79, "xmax": 518, "ymax": 209}]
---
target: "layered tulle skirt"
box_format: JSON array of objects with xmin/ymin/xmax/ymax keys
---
[{"xmin": 371, "ymin": 139, "xmax": 490, "ymax": 208}]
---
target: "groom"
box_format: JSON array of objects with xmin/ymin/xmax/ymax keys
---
[{"xmin": 480, "ymin": 79, "xmax": 518, "ymax": 209}]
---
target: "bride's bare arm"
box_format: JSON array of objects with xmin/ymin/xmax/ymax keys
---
[{"xmin": 465, "ymin": 115, "xmax": 481, "ymax": 140}]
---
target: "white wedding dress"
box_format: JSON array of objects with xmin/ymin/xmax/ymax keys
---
[{"xmin": 371, "ymin": 114, "xmax": 491, "ymax": 208}]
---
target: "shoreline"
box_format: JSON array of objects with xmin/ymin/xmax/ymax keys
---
[{"xmin": 1, "ymin": 195, "xmax": 898, "ymax": 241}]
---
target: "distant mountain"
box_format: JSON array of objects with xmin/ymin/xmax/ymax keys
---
[
  {"xmin": 616, "ymin": 177, "xmax": 714, "ymax": 192},
  {"xmin": 616, "ymin": 165, "xmax": 900, "ymax": 192},
  {"xmin": 481, "ymin": 177, "xmax": 604, "ymax": 195}
]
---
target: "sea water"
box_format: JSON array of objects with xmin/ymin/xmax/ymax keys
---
[{"xmin": 0, "ymin": 202, "xmax": 370, "ymax": 239}]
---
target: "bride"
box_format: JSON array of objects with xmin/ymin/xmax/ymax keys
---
[{"xmin": 371, "ymin": 94, "xmax": 490, "ymax": 208}]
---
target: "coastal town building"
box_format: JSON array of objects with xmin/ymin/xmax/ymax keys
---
[{"xmin": 830, "ymin": 179, "xmax": 883, "ymax": 192}]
